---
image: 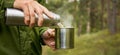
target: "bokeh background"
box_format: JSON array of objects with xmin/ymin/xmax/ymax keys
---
[{"xmin": 42, "ymin": 0, "xmax": 120, "ymax": 55}]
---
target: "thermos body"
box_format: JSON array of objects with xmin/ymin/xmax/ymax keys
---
[
  {"xmin": 55, "ymin": 28, "xmax": 74, "ymax": 49},
  {"xmin": 5, "ymin": 8, "xmax": 60, "ymax": 27}
]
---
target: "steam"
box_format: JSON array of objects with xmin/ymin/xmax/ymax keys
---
[{"xmin": 59, "ymin": 11, "xmax": 73, "ymax": 28}]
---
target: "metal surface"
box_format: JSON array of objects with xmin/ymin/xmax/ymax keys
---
[
  {"xmin": 5, "ymin": 8, "xmax": 60, "ymax": 27},
  {"xmin": 55, "ymin": 28, "xmax": 74, "ymax": 49}
]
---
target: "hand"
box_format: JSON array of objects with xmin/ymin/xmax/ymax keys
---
[
  {"xmin": 13, "ymin": 0, "xmax": 54, "ymax": 27},
  {"xmin": 42, "ymin": 29, "xmax": 55, "ymax": 50}
]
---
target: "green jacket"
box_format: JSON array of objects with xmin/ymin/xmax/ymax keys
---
[{"xmin": 0, "ymin": 0, "xmax": 47, "ymax": 55}]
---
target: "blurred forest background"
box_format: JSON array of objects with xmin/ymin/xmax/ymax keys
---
[{"xmin": 42, "ymin": 0, "xmax": 120, "ymax": 55}]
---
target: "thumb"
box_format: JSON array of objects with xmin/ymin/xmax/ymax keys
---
[{"xmin": 47, "ymin": 29, "xmax": 55, "ymax": 37}]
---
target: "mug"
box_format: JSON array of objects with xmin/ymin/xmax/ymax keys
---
[{"xmin": 55, "ymin": 28, "xmax": 74, "ymax": 49}]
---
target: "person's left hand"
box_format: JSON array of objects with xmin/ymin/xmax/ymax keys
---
[{"xmin": 42, "ymin": 29, "xmax": 55, "ymax": 50}]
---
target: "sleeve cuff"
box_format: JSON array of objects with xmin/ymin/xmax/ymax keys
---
[
  {"xmin": 39, "ymin": 27, "xmax": 48, "ymax": 45},
  {"xmin": 4, "ymin": 0, "xmax": 14, "ymax": 8}
]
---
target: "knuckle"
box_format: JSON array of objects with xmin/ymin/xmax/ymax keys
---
[
  {"xmin": 30, "ymin": 22, "xmax": 35, "ymax": 25},
  {"xmin": 25, "ymin": 17, "xmax": 30, "ymax": 21},
  {"xmin": 23, "ymin": 1, "xmax": 29, "ymax": 5},
  {"xmin": 25, "ymin": 16, "xmax": 29, "ymax": 20},
  {"xmin": 30, "ymin": 19, "xmax": 35, "ymax": 24},
  {"xmin": 38, "ymin": 10, "xmax": 43, "ymax": 14},
  {"xmin": 24, "ymin": 18, "xmax": 30, "ymax": 25},
  {"xmin": 40, "ymin": 18, "xmax": 43, "ymax": 21},
  {"xmin": 25, "ymin": 13, "xmax": 29, "ymax": 16},
  {"xmin": 30, "ymin": 13, "xmax": 35, "ymax": 16}
]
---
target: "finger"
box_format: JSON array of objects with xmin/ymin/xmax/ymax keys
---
[
  {"xmin": 23, "ymin": 5, "xmax": 30, "ymax": 25},
  {"xmin": 50, "ymin": 41, "xmax": 55, "ymax": 50},
  {"xmin": 35, "ymin": 2, "xmax": 54, "ymax": 19},
  {"xmin": 51, "ymin": 29, "xmax": 55, "ymax": 32},
  {"xmin": 37, "ymin": 10, "xmax": 44, "ymax": 27},
  {"xmin": 33, "ymin": 3, "xmax": 44, "ymax": 26},
  {"xmin": 51, "ymin": 29, "xmax": 55, "ymax": 37},
  {"xmin": 50, "ymin": 42, "xmax": 55, "ymax": 46},
  {"xmin": 28, "ymin": 4, "xmax": 35, "ymax": 27},
  {"xmin": 44, "ymin": 39, "xmax": 55, "ymax": 50},
  {"xmin": 48, "ymin": 29, "xmax": 55, "ymax": 37},
  {"xmin": 42, "ymin": 31, "xmax": 51, "ymax": 39},
  {"xmin": 51, "ymin": 31, "xmax": 55, "ymax": 37}
]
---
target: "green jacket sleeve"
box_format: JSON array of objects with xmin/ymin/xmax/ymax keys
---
[
  {"xmin": 0, "ymin": 0, "xmax": 14, "ymax": 23},
  {"xmin": 39, "ymin": 27, "xmax": 48, "ymax": 45},
  {"xmin": 4, "ymin": 0, "xmax": 15, "ymax": 8}
]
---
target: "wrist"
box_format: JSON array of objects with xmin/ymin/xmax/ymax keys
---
[{"xmin": 13, "ymin": 0, "xmax": 18, "ymax": 8}]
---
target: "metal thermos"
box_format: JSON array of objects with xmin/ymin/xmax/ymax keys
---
[
  {"xmin": 55, "ymin": 28, "xmax": 74, "ymax": 49},
  {"xmin": 5, "ymin": 8, "xmax": 60, "ymax": 27}
]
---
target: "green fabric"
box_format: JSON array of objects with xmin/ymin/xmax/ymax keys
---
[
  {"xmin": 0, "ymin": 0, "xmax": 47, "ymax": 55},
  {"xmin": 4, "ymin": 0, "xmax": 14, "ymax": 8},
  {"xmin": 39, "ymin": 27, "xmax": 48, "ymax": 45},
  {"xmin": 18, "ymin": 27, "xmax": 47, "ymax": 55}
]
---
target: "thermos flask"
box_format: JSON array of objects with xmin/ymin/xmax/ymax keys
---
[{"xmin": 5, "ymin": 8, "xmax": 60, "ymax": 27}]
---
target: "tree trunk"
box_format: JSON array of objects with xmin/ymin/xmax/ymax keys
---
[
  {"xmin": 72, "ymin": 0, "xmax": 80, "ymax": 36},
  {"xmin": 111, "ymin": 0, "xmax": 117, "ymax": 34},
  {"xmin": 86, "ymin": 0, "xmax": 91, "ymax": 33},
  {"xmin": 107, "ymin": 0, "xmax": 116, "ymax": 34},
  {"xmin": 100, "ymin": 0, "xmax": 104, "ymax": 29},
  {"xmin": 90, "ymin": 0, "xmax": 96, "ymax": 32}
]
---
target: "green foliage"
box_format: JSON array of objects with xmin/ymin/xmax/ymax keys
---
[{"xmin": 45, "ymin": 0, "xmax": 66, "ymax": 11}]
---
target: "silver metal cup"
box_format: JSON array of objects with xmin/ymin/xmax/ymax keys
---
[{"xmin": 55, "ymin": 28, "xmax": 74, "ymax": 49}]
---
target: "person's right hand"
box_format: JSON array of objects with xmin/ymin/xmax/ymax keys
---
[{"xmin": 13, "ymin": 0, "xmax": 54, "ymax": 27}]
